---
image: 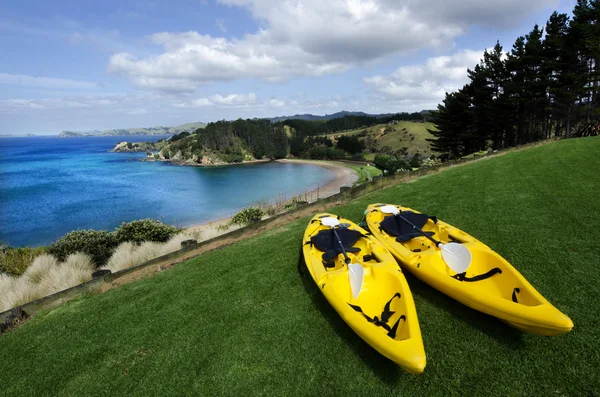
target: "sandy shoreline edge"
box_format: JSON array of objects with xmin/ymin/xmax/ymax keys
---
[{"xmin": 186, "ymin": 159, "xmax": 358, "ymax": 240}]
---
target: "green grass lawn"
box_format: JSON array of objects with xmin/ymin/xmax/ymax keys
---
[
  {"xmin": 1, "ymin": 138, "xmax": 599, "ymax": 396},
  {"xmin": 333, "ymin": 161, "xmax": 382, "ymax": 184}
]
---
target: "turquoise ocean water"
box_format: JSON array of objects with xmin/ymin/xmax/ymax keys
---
[{"xmin": 0, "ymin": 136, "xmax": 334, "ymax": 247}]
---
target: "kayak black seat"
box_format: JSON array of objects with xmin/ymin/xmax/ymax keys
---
[
  {"xmin": 311, "ymin": 228, "xmax": 363, "ymax": 264},
  {"xmin": 380, "ymin": 211, "xmax": 436, "ymax": 243}
]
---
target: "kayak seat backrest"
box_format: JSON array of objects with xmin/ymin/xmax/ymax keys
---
[
  {"xmin": 310, "ymin": 228, "xmax": 363, "ymax": 264},
  {"xmin": 311, "ymin": 228, "xmax": 363, "ymax": 252},
  {"xmin": 380, "ymin": 211, "xmax": 435, "ymax": 243}
]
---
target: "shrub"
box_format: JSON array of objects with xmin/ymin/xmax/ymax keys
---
[
  {"xmin": 170, "ymin": 131, "xmax": 190, "ymax": 142},
  {"xmin": 410, "ymin": 155, "xmax": 422, "ymax": 168},
  {"xmin": 327, "ymin": 148, "xmax": 347, "ymax": 160},
  {"xmin": 231, "ymin": 207, "xmax": 265, "ymax": 226},
  {"xmin": 419, "ymin": 158, "xmax": 442, "ymax": 168},
  {"xmin": 222, "ymin": 153, "xmax": 244, "ymax": 163},
  {"xmin": 0, "ymin": 246, "xmax": 48, "ymax": 276},
  {"xmin": 114, "ymin": 219, "xmax": 181, "ymax": 245},
  {"xmin": 336, "ymin": 136, "xmax": 365, "ymax": 154},
  {"xmin": 374, "ymin": 154, "xmax": 411, "ymax": 175},
  {"xmin": 47, "ymin": 230, "xmax": 118, "ymax": 267}
]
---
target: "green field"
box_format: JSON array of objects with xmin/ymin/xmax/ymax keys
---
[
  {"xmin": 1, "ymin": 138, "xmax": 598, "ymax": 396},
  {"xmin": 326, "ymin": 121, "xmax": 437, "ymax": 158},
  {"xmin": 333, "ymin": 161, "xmax": 382, "ymax": 184}
]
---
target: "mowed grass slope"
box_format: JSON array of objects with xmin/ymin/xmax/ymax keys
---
[{"xmin": 1, "ymin": 138, "xmax": 599, "ymax": 396}]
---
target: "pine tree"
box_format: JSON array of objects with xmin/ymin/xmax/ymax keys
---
[{"xmin": 427, "ymin": 88, "xmax": 473, "ymax": 158}]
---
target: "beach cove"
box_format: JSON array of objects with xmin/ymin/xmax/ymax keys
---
[{"xmin": 0, "ymin": 136, "xmax": 356, "ymax": 247}]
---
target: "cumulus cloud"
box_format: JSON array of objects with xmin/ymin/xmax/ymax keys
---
[
  {"xmin": 0, "ymin": 73, "xmax": 99, "ymax": 90},
  {"xmin": 108, "ymin": 31, "xmax": 349, "ymax": 91},
  {"xmin": 173, "ymin": 93, "xmax": 290, "ymax": 110},
  {"xmin": 364, "ymin": 49, "xmax": 484, "ymax": 107},
  {"xmin": 108, "ymin": 0, "xmax": 555, "ymax": 91}
]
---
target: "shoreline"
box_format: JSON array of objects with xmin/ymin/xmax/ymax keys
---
[
  {"xmin": 141, "ymin": 157, "xmax": 273, "ymax": 167},
  {"xmin": 186, "ymin": 159, "xmax": 358, "ymax": 240}
]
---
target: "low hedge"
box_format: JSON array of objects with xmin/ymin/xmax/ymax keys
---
[{"xmin": 114, "ymin": 219, "xmax": 181, "ymax": 244}]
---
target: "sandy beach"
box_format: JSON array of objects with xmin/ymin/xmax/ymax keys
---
[{"xmin": 186, "ymin": 159, "xmax": 358, "ymax": 241}]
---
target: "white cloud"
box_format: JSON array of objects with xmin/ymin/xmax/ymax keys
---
[
  {"xmin": 0, "ymin": 73, "xmax": 99, "ymax": 90},
  {"xmin": 108, "ymin": 0, "xmax": 555, "ymax": 91},
  {"xmin": 173, "ymin": 93, "xmax": 288, "ymax": 109},
  {"xmin": 0, "ymin": 94, "xmax": 139, "ymax": 114},
  {"xmin": 215, "ymin": 18, "xmax": 227, "ymax": 32},
  {"xmin": 364, "ymin": 49, "xmax": 484, "ymax": 106},
  {"xmin": 267, "ymin": 99, "xmax": 285, "ymax": 108},
  {"xmin": 210, "ymin": 93, "xmax": 257, "ymax": 106}
]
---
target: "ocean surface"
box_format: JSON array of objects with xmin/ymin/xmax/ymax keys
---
[{"xmin": 0, "ymin": 136, "xmax": 335, "ymax": 247}]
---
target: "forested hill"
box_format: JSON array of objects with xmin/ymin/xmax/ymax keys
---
[
  {"xmin": 139, "ymin": 112, "xmax": 430, "ymax": 165},
  {"xmin": 155, "ymin": 119, "xmax": 288, "ymax": 164},
  {"xmin": 429, "ymin": 0, "xmax": 600, "ymax": 159}
]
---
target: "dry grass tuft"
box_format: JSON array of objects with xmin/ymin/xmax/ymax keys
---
[
  {"xmin": 1, "ymin": 253, "xmax": 94, "ymax": 312},
  {"xmin": 103, "ymin": 233, "xmax": 198, "ymax": 273},
  {"xmin": 38, "ymin": 253, "xmax": 94, "ymax": 295},
  {"xmin": 22, "ymin": 254, "xmax": 58, "ymax": 284},
  {"xmin": 0, "ymin": 233, "xmax": 199, "ymax": 312},
  {"xmin": 0, "ymin": 278, "xmax": 44, "ymax": 312}
]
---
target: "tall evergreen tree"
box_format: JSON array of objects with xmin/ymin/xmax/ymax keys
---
[{"xmin": 427, "ymin": 88, "xmax": 473, "ymax": 158}]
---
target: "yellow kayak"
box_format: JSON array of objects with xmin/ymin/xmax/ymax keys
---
[
  {"xmin": 365, "ymin": 204, "xmax": 573, "ymax": 336},
  {"xmin": 301, "ymin": 213, "xmax": 426, "ymax": 374}
]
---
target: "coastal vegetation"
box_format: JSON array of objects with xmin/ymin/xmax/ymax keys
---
[
  {"xmin": 0, "ymin": 245, "xmax": 47, "ymax": 276},
  {"xmin": 230, "ymin": 207, "xmax": 265, "ymax": 226},
  {"xmin": 429, "ymin": 1, "xmax": 600, "ymax": 158},
  {"xmin": 114, "ymin": 113, "xmax": 433, "ymax": 166},
  {"xmin": 333, "ymin": 162, "xmax": 382, "ymax": 184},
  {"xmin": 0, "ymin": 220, "xmax": 196, "ymax": 312},
  {"xmin": 0, "ymin": 231, "xmax": 199, "ymax": 313},
  {"xmin": 0, "ymin": 137, "xmax": 597, "ymax": 395},
  {"xmin": 0, "ymin": 219, "xmax": 189, "ymax": 312}
]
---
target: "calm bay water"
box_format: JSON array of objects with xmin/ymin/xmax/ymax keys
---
[{"xmin": 0, "ymin": 136, "xmax": 334, "ymax": 247}]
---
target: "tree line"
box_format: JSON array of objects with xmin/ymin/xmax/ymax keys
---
[
  {"xmin": 281, "ymin": 112, "xmax": 425, "ymax": 138},
  {"xmin": 429, "ymin": 0, "xmax": 599, "ymax": 158},
  {"xmin": 179, "ymin": 119, "xmax": 288, "ymax": 161}
]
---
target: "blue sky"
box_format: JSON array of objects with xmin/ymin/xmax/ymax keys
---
[{"xmin": 0, "ymin": 0, "xmax": 576, "ymax": 135}]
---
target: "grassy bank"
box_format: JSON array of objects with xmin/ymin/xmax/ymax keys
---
[
  {"xmin": 0, "ymin": 137, "xmax": 598, "ymax": 396},
  {"xmin": 326, "ymin": 121, "xmax": 437, "ymax": 158},
  {"xmin": 333, "ymin": 161, "xmax": 382, "ymax": 184}
]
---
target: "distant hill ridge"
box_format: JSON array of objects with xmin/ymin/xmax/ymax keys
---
[
  {"xmin": 59, "ymin": 122, "xmax": 207, "ymax": 138},
  {"xmin": 270, "ymin": 110, "xmax": 432, "ymax": 122},
  {"xmin": 57, "ymin": 110, "xmax": 434, "ymax": 137}
]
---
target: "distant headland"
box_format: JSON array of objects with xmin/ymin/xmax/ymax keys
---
[{"xmin": 58, "ymin": 122, "xmax": 207, "ymax": 138}]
